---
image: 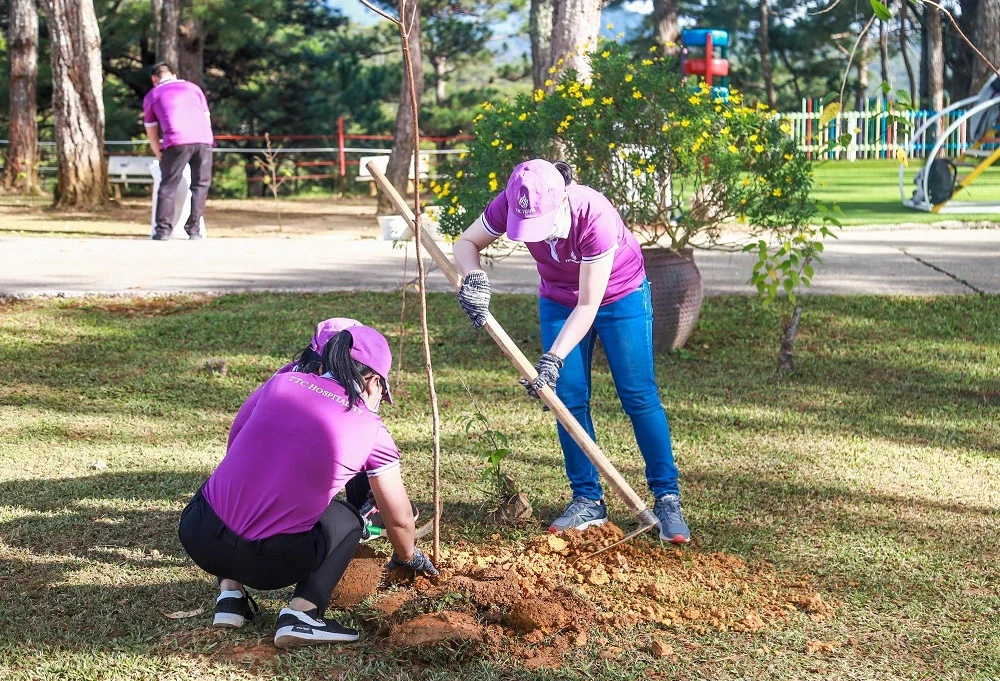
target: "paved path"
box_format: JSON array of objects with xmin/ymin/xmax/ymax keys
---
[{"xmin": 1, "ymin": 228, "xmax": 997, "ymax": 297}]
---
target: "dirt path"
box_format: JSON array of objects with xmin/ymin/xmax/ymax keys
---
[{"xmin": 0, "ymin": 195, "xmax": 381, "ymax": 239}]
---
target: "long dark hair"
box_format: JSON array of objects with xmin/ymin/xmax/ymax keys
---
[{"xmin": 294, "ymin": 331, "xmax": 376, "ymax": 410}]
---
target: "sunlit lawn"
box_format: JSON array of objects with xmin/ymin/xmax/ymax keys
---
[{"xmin": 0, "ymin": 292, "xmax": 998, "ymax": 679}]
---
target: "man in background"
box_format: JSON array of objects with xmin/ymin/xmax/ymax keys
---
[{"xmin": 143, "ymin": 62, "xmax": 214, "ymax": 240}]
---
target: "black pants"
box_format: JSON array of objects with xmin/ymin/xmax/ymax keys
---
[
  {"xmin": 178, "ymin": 488, "xmax": 362, "ymax": 616},
  {"xmin": 156, "ymin": 143, "xmax": 213, "ymax": 237}
]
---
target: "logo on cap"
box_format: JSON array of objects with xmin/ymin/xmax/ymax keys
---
[{"xmin": 518, "ymin": 194, "xmax": 530, "ymax": 212}]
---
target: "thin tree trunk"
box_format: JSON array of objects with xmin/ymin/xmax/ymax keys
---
[
  {"xmin": 926, "ymin": 4, "xmax": 944, "ymax": 116},
  {"xmin": 4, "ymin": 0, "xmax": 40, "ymax": 194},
  {"xmin": 879, "ymin": 19, "xmax": 890, "ymax": 86},
  {"xmin": 652, "ymin": 0, "xmax": 679, "ymax": 56},
  {"xmin": 547, "ymin": 0, "xmax": 601, "ymax": 84},
  {"xmin": 900, "ymin": 0, "xmax": 917, "ymax": 102},
  {"xmin": 433, "ymin": 56, "xmax": 447, "ymax": 106},
  {"xmin": 178, "ymin": 15, "xmax": 204, "ymax": 88},
  {"xmin": 971, "ymin": 0, "xmax": 1000, "ymax": 92},
  {"xmin": 777, "ymin": 306, "xmax": 802, "ymax": 373},
  {"xmin": 41, "ymin": 0, "xmax": 107, "ymax": 208},
  {"xmin": 855, "ymin": 29, "xmax": 870, "ymax": 110},
  {"xmin": 759, "ymin": 0, "xmax": 776, "ymax": 108},
  {"xmin": 378, "ymin": 0, "xmax": 423, "ymax": 215},
  {"xmin": 530, "ymin": 0, "xmax": 553, "ymax": 90},
  {"xmin": 157, "ymin": 0, "xmax": 179, "ymax": 67}
]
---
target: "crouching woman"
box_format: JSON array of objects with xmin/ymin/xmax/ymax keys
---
[{"xmin": 178, "ymin": 324, "xmax": 436, "ymax": 648}]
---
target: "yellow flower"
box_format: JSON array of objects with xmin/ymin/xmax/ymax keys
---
[
  {"xmin": 742, "ymin": 177, "xmax": 751, "ymax": 186},
  {"xmin": 518, "ymin": 113, "xmax": 528, "ymax": 121},
  {"xmin": 582, "ymin": 98, "xmax": 595, "ymax": 107},
  {"xmin": 452, "ymin": 195, "xmax": 459, "ymax": 203},
  {"xmin": 608, "ymin": 142, "xmax": 616, "ymax": 149},
  {"xmin": 601, "ymin": 50, "xmax": 611, "ymax": 58},
  {"xmin": 557, "ymin": 58, "xmax": 564, "ymax": 65},
  {"xmin": 688, "ymin": 95, "xmax": 701, "ymax": 105},
  {"xmin": 728, "ymin": 144, "xmax": 738, "ymax": 153},
  {"xmin": 665, "ymin": 41, "xmax": 675, "ymax": 48},
  {"xmin": 586, "ymin": 156, "xmax": 594, "ymax": 162},
  {"xmin": 491, "ymin": 139, "xmax": 501, "ymax": 147},
  {"xmin": 723, "ymin": 111, "xmax": 732, "ymax": 119},
  {"xmin": 473, "ymin": 114, "xmax": 484, "ymax": 122},
  {"xmin": 692, "ymin": 140, "xmax": 703, "ymax": 153},
  {"xmin": 680, "ymin": 119, "xmax": 690, "ymax": 127},
  {"xmin": 740, "ymin": 198, "xmax": 747, "ymax": 204},
  {"xmin": 661, "ymin": 123, "xmax": 669, "ymax": 132},
  {"xmin": 720, "ymin": 127, "xmax": 730, "ymax": 135},
  {"xmin": 448, "ymin": 206, "xmax": 457, "ymax": 215},
  {"xmin": 455, "ymin": 170, "xmax": 463, "ymax": 179},
  {"xmin": 642, "ymin": 59, "xmax": 653, "ymax": 66},
  {"xmin": 772, "ymin": 188, "xmax": 782, "ymax": 197},
  {"xmin": 625, "ymin": 74, "xmax": 634, "ymax": 83},
  {"xmin": 488, "ymin": 179, "xmax": 498, "ymax": 192},
  {"xmin": 544, "ymin": 79, "xmax": 553, "ymax": 87},
  {"xmin": 548, "ymin": 66, "xmax": 558, "ymax": 74},
  {"xmin": 533, "ymin": 89, "xmax": 545, "ymax": 103},
  {"xmin": 715, "ymin": 105, "xmax": 722, "ymax": 112},
  {"xmin": 459, "ymin": 152, "xmax": 467, "ymax": 160},
  {"xmin": 754, "ymin": 144, "xmax": 764, "ymax": 153},
  {"xmin": 749, "ymin": 134, "xmax": 758, "ymax": 142},
  {"xmin": 488, "ymin": 172, "xmax": 496, "ymax": 179},
  {"xmin": 482, "ymin": 102, "xmax": 493, "ymax": 110},
  {"xmin": 702, "ymin": 117, "xmax": 711, "ymax": 125},
  {"xmin": 633, "ymin": 168, "xmax": 642, "ymax": 177},
  {"xmin": 606, "ymin": 22, "xmax": 614, "ymax": 29},
  {"xmin": 646, "ymin": 164, "xmax": 655, "ymax": 173},
  {"xmin": 505, "ymin": 143, "xmax": 513, "ymax": 150},
  {"xmin": 779, "ymin": 123, "xmax": 792, "ymax": 133},
  {"xmin": 649, "ymin": 45, "xmax": 658, "ymax": 52},
  {"xmin": 602, "ymin": 96, "xmax": 614, "ymax": 105},
  {"xmin": 702, "ymin": 131, "xmax": 710, "ymax": 139},
  {"xmin": 783, "ymin": 153, "xmax": 794, "ymax": 161},
  {"xmin": 633, "ymin": 90, "xmax": 643, "ymax": 99},
  {"xmin": 757, "ymin": 102, "xmax": 769, "ymax": 110}
]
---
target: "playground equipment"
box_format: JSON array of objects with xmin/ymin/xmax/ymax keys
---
[
  {"xmin": 680, "ymin": 29, "xmax": 730, "ymax": 96},
  {"xmin": 901, "ymin": 73, "xmax": 1000, "ymax": 213}
]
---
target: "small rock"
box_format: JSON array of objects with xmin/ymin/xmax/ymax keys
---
[
  {"xmin": 649, "ymin": 639, "xmax": 674, "ymax": 658},
  {"xmin": 546, "ymin": 535, "xmax": 568, "ymax": 553},
  {"xmin": 89, "ymin": 460, "xmax": 107, "ymax": 471}
]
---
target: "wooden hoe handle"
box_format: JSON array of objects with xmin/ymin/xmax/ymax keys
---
[{"xmin": 368, "ymin": 162, "xmax": 656, "ymax": 524}]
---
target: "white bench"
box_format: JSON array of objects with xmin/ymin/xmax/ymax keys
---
[
  {"xmin": 108, "ymin": 155, "xmax": 154, "ymax": 199},
  {"xmin": 356, "ymin": 153, "xmax": 430, "ymax": 196}
]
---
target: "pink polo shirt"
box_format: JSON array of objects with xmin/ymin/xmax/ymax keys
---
[
  {"xmin": 203, "ymin": 367, "xmax": 400, "ymax": 540},
  {"xmin": 142, "ymin": 77, "xmax": 214, "ymax": 149},
  {"xmin": 482, "ymin": 184, "xmax": 646, "ymax": 308}
]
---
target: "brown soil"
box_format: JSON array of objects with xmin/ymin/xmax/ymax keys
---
[
  {"xmin": 388, "ymin": 610, "xmax": 484, "ymax": 648},
  {"xmin": 342, "ymin": 524, "xmax": 838, "ymax": 670},
  {"xmin": 0, "ymin": 195, "xmax": 380, "ymax": 239},
  {"xmin": 330, "ymin": 544, "xmax": 386, "ymax": 607}
]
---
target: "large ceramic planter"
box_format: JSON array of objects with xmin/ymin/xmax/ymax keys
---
[{"xmin": 641, "ymin": 247, "xmax": 704, "ymax": 352}]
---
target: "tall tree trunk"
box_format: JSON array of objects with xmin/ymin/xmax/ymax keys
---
[
  {"xmin": 855, "ymin": 29, "xmax": 870, "ymax": 110},
  {"xmin": 900, "ymin": 0, "xmax": 917, "ymax": 102},
  {"xmin": 759, "ymin": 0, "xmax": 776, "ymax": 108},
  {"xmin": 951, "ymin": 0, "xmax": 979, "ymax": 98},
  {"xmin": 41, "ymin": 0, "xmax": 107, "ymax": 208},
  {"xmin": 378, "ymin": 0, "xmax": 423, "ymax": 215},
  {"xmin": 652, "ymin": 0, "xmax": 679, "ymax": 56},
  {"xmin": 971, "ymin": 0, "xmax": 1000, "ymax": 92},
  {"xmin": 3, "ymin": 0, "xmax": 40, "ymax": 194},
  {"xmin": 433, "ymin": 56, "xmax": 447, "ymax": 106},
  {"xmin": 530, "ymin": 0, "xmax": 553, "ymax": 90},
  {"xmin": 178, "ymin": 15, "xmax": 204, "ymax": 88},
  {"xmin": 157, "ymin": 0, "xmax": 179, "ymax": 67},
  {"xmin": 927, "ymin": 4, "xmax": 944, "ymax": 114},
  {"xmin": 547, "ymin": 0, "xmax": 601, "ymax": 84},
  {"xmin": 879, "ymin": 19, "xmax": 890, "ymax": 86}
]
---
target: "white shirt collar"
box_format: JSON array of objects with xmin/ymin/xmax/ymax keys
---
[
  {"xmin": 545, "ymin": 194, "xmax": 572, "ymax": 242},
  {"xmin": 155, "ymin": 75, "xmax": 180, "ymax": 87}
]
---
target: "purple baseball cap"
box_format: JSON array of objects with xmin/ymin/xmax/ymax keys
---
[
  {"xmin": 344, "ymin": 325, "xmax": 394, "ymax": 405},
  {"xmin": 505, "ymin": 159, "xmax": 567, "ymax": 242},
  {"xmin": 310, "ymin": 317, "xmax": 362, "ymax": 353}
]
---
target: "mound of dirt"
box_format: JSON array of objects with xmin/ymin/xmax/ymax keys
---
[
  {"xmin": 337, "ymin": 523, "xmax": 837, "ymax": 668},
  {"xmin": 330, "ymin": 545, "xmax": 386, "ymax": 608}
]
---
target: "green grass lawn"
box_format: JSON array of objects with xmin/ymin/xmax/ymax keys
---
[
  {"xmin": 1, "ymin": 292, "xmax": 998, "ymax": 680},
  {"xmin": 811, "ymin": 159, "xmax": 1000, "ymax": 226}
]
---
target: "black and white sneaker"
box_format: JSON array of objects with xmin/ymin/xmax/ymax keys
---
[
  {"xmin": 273, "ymin": 607, "xmax": 360, "ymax": 648},
  {"xmin": 213, "ymin": 590, "xmax": 261, "ymax": 629}
]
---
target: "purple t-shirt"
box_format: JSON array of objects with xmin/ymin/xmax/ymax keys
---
[
  {"xmin": 203, "ymin": 368, "xmax": 400, "ymax": 540},
  {"xmin": 142, "ymin": 78, "xmax": 214, "ymax": 149},
  {"xmin": 482, "ymin": 184, "xmax": 646, "ymax": 307}
]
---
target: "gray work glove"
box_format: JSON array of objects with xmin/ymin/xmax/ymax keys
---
[
  {"xmin": 386, "ymin": 548, "xmax": 439, "ymax": 576},
  {"xmin": 519, "ymin": 352, "xmax": 563, "ymax": 399},
  {"xmin": 457, "ymin": 270, "xmax": 491, "ymax": 329}
]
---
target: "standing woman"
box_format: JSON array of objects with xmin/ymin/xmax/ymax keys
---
[
  {"xmin": 178, "ymin": 322, "xmax": 436, "ymax": 649},
  {"xmin": 452, "ymin": 159, "xmax": 690, "ymax": 543}
]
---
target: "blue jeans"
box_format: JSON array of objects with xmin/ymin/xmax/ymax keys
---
[{"xmin": 539, "ymin": 279, "xmax": 680, "ymax": 500}]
